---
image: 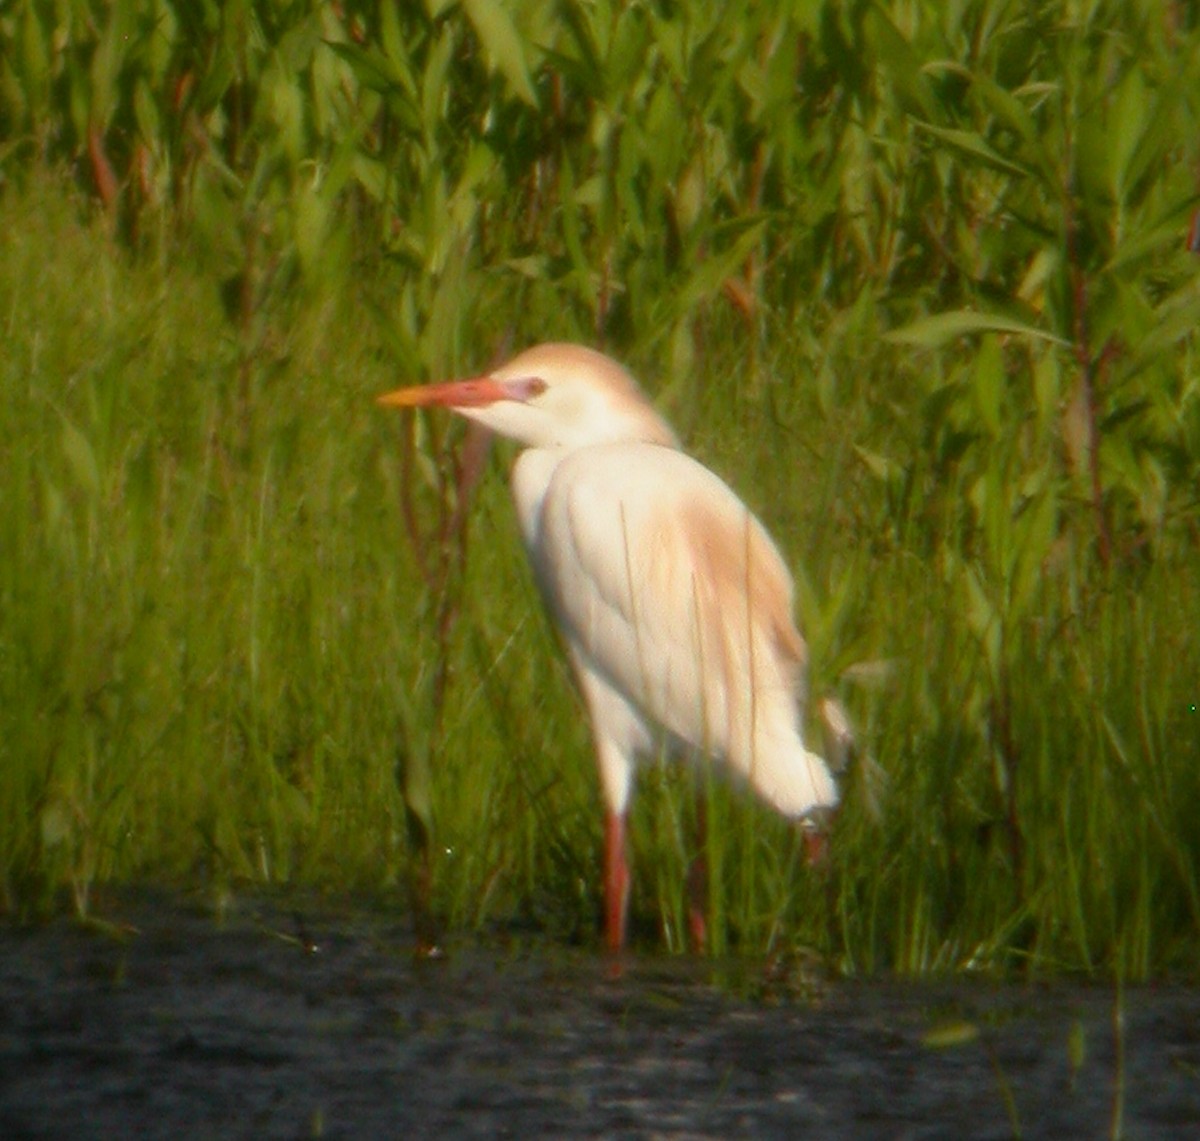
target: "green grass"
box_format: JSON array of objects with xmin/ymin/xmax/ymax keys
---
[
  {"xmin": 2, "ymin": 175, "xmax": 1198, "ymax": 978},
  {"xmin": 3, "ymin": 0, "xmax": 1200, "ymax": 977}
]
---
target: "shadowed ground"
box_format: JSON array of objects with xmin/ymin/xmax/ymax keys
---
[{"xmin": 1, "ymin": 894, "xmax": 1197, "ymax": 1139}]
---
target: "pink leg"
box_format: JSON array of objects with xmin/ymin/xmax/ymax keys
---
[
  {"xmin": 604, "ymin": 810, "xmax": 630, "ymax": 955},
  {"xmin": 802, "ymin": 823, "xmax": 830, "ymax": 867}
]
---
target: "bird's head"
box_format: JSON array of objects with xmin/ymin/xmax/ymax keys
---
[{"xmin": 378, "ymin": 342, "xmax": 679, "ymax": 451}]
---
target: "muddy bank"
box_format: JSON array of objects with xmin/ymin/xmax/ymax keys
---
[{"xmin": 1, "ymin": 894, "xmax": 1197, "ymax": 1139}]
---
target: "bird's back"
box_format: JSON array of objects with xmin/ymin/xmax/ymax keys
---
[{"xmin": 512, "ymin": 440, "xmax": 833, "ymax": 817}]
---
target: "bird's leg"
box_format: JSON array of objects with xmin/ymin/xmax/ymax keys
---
[
  {"xmin": 800, "ymin": 806, "xmax": 836, "ymax": 867},
  {"xmin": 604, "ymin": 810, "xmax": 630, "ymax": 955},
  {"xmin": 801, "ymin": 826, "xmax": 829, "ymax": 866},
  {"xmin": 686, "ymin": 787, "xmax": 708, "ymax": 954}
]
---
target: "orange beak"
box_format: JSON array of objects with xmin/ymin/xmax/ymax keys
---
[
  {"xmin": 377, "ymin": 377, "xmax": 509, "ymax": 410},
  {"xmin": 377, "ymin": 375, "xmax": 547, "ymax": 411}
]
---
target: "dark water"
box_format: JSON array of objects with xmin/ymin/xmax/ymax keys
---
[{"xmin": 1, "ymin": 895, "xmax": 1197, "ymax": 1139}]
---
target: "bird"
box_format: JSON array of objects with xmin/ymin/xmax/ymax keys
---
[{"xmin": 378, "ymin": 343, "xmax": 841, "ymax": 954}]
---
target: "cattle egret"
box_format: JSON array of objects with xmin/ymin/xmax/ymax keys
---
[{"xmin": 379, "ymin": 343, "xmax": 840, "ymax": 953}]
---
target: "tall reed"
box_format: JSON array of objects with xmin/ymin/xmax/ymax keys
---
[{"xmin": 2, "ymin": 1, "xmax": 1198, "ymax": 975}]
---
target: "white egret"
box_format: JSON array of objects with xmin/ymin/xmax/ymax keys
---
[{"xmin": 379, "ymin": 343, "xmax": 840, "ymax": 952}]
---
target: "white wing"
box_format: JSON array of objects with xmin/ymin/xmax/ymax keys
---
[{"xmin": 513, "ymin": 442, "xmax": 836, "ymax": 820}]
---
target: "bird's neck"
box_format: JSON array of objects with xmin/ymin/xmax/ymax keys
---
[{"xmin": 510, "ymin": 445, "xmax": 570, "ymax": 550}]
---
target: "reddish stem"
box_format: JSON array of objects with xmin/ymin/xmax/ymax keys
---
[{"xmin": 1062, "ymin": 131, "xmax": 1112, "ymax": 567}]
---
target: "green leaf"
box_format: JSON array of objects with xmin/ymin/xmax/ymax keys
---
[
  {"xmin": 463, "ymin": 0, "xmax": 539, "ymax": 107},
  {"xmin": 62, "ymin": 419, "xmax": 100, "ymax": 499},
  {"xmin": 264, "ymin": 61, "xmax": 305, "ymax": 162},
  {"xmin": 922, "ymin": 1021, "xmax": 980, "ymax": 1049},
  {"xmin": 1125, "ymin": 67, "xmax": 1199, "ymax": 210},
  {"xmin": 324, "ymin": 40, "xmax": 416, "ymax": 101},
  {"xmin": 295, "ymin": 180, "xmax": 329, "ymax": 280},
  {"xmin": 1010, "ymin": 485, "xmax": 1059, "ymax": 615},
  {"xmin": 854, "ymin": 445, "xmax": 903, "ymax": 484},
  {"xmin": 673, "ymin": 219, "xmax": 766, "ymax": 315},
  {"xmin": 1104, "ymin": 209, "xmax": 1199, "ymax": 275},
  {"xmin": 867, "ymin": 7, "xmax": 936, "ymax": 120},
  {"xmin": 380, "ymin": 1, "xmax": 409, "ymax": 79},
  {"xmin": 886, "ymin": 310, "xmax": 1068, "ymax": 348},
  {"xmin": 962, "ymin": 561, "xmax": 1001, "ymax": 676},
  {"xmin": 89, "ymin": 1, "xmax": 136, "ymax": 129},
  {"xmin": 557, "ymin": 156, "xmax": 596, "ymax": 309},
  {"xmin": 133, "ymin": 78, "xmax": 161, "ymax": 144},
  {"xmin": 1126, "ymin": 278, "xmax": 1200, "ymax": 365},
  {"xmin": 970, "ymin": 334, "xmax": 1004, "ymax": 437},
  {"xmin": 556, "ymin": 0, "xmax": 603, "ymax": 92},
  {"xmin": 1109, "ymin": 67, "xmax": 1147, "ymax": 205},
  {"xmin": 1031, "ymin": 348, "xmax": 1061, "ymax": 435},
  {"xmin": 912, "ymin": 121, "xmax": 1031, "ymax": 178},
  {"xmin": 41, "ymin": 478, "xmax": 66, "ymax": 537},
  {"xmin": 20, "ymin": 0, "xmax": 49, "ymax": 106},
  {"xmin": 968, "ymin": 71, "xmax": 1039, "ymax": 151}
]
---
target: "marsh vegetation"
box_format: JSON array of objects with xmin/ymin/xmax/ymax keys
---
[{"xmin": 2, "ymin": 0, "xmax": 1199, "ymax": 978}]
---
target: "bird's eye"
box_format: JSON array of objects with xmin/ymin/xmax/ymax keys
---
[{"xmin": 503, "ymin": 376, "xmax": 548, "ymax": 402}]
